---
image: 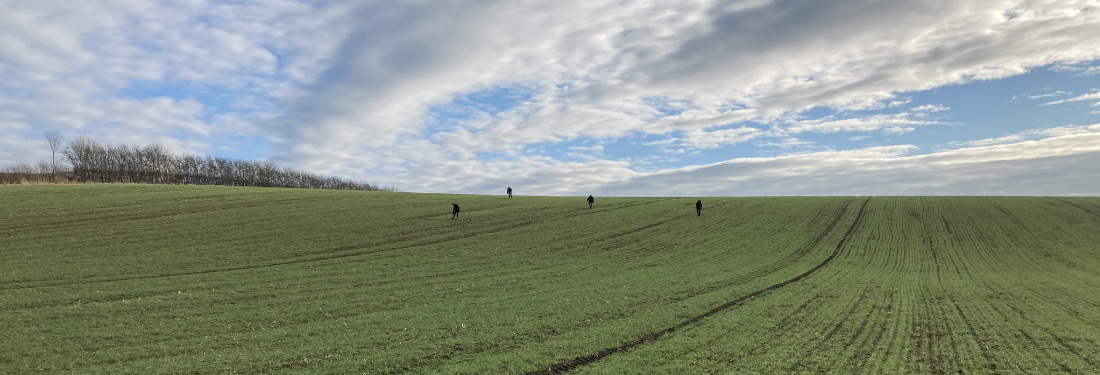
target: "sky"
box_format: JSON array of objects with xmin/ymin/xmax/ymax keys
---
[{"xmin": 2, "ymin": 0, "xmax": 1100, "ymax": 196}]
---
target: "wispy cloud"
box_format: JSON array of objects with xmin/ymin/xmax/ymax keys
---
[
  {"xmin": 645, "ymin": 126, "xmax": 763, "ymax": 151},
  {"xmin": 946, "ymin": 124, "xmax": 1100, "ymax": 148},
  {"xmin": 912, "ymin": 104, "xmax": 949, "ymax": 112},
  {"xmin": 756, "ymin": 138, "xmax": 815, "ymax": 148},
  {"xmin": 1052, "ymin": 64, "xmax": 1100, "ymax": 76},
  {"xmin": 785, "ymin": 113, "xmax": 942, "ymax": 134},
  {"xmin": 1046, "ymin": 92, "xmax": 1100, "ymax": 106},
  {"xmin": 1026, "ymin": 91, "xmax": 1069, "ymax": 99},
  {"xmin": 888, "ymin": 98, "xmax": 913, "ymax": 107},
  {"xmin": 564, "ymin": 145, "xmax": 605, "ymax": 161}
]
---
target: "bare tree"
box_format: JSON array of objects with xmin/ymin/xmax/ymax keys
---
[
  {"xmin": 57, "ymin": 137, "xmax": 392, "ymax": 191},
  {"xmin": 45, "ymin": 131, "xmax": 63, "ymax": 177}
]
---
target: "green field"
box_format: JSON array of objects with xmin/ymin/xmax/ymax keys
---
[{"xmin": 3, "ymin": 185, "xmax": 1100, "ymax": 374}]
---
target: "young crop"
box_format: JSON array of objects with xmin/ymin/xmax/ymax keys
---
[{"xmin": 1, "ymin": 187, "xmax": 1099, "ymax": 374}]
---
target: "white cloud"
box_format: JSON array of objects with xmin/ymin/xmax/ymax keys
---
[
  {"xmin": 645, "ymin": 126, "xmax": 764, "ymax": 151},
  {"xmin": 564, "ymin": 145, "xmax": 605, "ymax": 160},
  {"xmin": 1025, "ymin": 91, "xmax": 1069, "ymax": 99},
  {"xmin": 757, "ymin": 138, "xmax": 815, "ymax": 148},
  {"xmin": 373, "ymin": 123, "xmax": 1100, "ymax": 196},
  {"xmin": 1046, "ymin": 92, "xmax": 1100, "ymax": 105},
  {"xmin": 947, "ymin": 123, "xmax": 1100, "ymax": 148},
  {"xmin": 4, "ymin": 0, "xmax": 1100, "ymax": 195},
  {"xmin": 887, "ymin": 98, "xmax": 913, "ymax": 107},
  {"xmin": 0, "ymin": 95, "xmax": 212, "ymax": 152},
  {"xmin": 1052, "ymin": 64, "xmax": 1100, "ymax": 76},
  {"xmin": 384, "ymin": 154, "xmax": 641, "ymax": 196},
  {"xmin": 785, "ymin": 113, "xmax": 941, "ymax": 134},
  {"xmin": 849, "ymin": 135, "xmax": 871, "ymax": 141},
  {"xmin": 882, "ymin": 126, "xmax": 916, "ymax": 135},
  {"xmin": 594, "ymin": 126, "xmax": 1100, "ymax": 196},
  {"xmin": 247, "ymin": 0, "xmax": 1100, "ymax": 185},
  {"xmin": 0, "ymin": 0, "xmax": 340, "ymax": 154},
  {"xmin": 912, "ymin": 104, "xmax": 949, "ymax": 112}
]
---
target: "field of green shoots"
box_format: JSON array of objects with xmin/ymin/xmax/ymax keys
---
[{"xmin": 2, "ymin": 185, "xmax": 1100, "ymax": 374}]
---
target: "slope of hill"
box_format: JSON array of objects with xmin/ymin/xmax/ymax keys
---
[{"xmin": 2, "ymin": 185, "xmax": 1099, "ymax": 374}]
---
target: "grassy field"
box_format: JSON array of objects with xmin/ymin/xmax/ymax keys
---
[{"xmin": 2, "ymin": 185, "xmax": 1100, "ymax": 374}]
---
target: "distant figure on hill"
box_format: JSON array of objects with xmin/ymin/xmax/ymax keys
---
[
  {"xmin": 696, "ymin": 199, "xmax": 702, "ymax": 216},
  {"xmin": 587, "ymin": 195, "xmax": 595, "ymax": 209},
  {"xmin": 452, "ymin": 203, "xmax": 460, "ymax": 219},
  {"xmin": 507, "ymin": 187, "xmax": 513, "ymax": 198}
]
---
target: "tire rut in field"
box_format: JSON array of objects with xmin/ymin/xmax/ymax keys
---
[
  {"xmin": 659, "ymin": 291, "xmax": 828, "ymax": 364},
  {"xmin": 1055, "ymin": 198, "xmax": 1100, "ymax": 221},
  {"xmin": 0, "ymin": 216, "xmax": 539, "ymax": 292},
  {"xmin": 521, "ymin": 197, "xmax": 872, "ymax": 375},
  {"xmin": 655, "ymin": 198, "xmax": 851, "ymax": 308},
  {"xmin": 0, "ymin": 198, "xmax": 670, "ymax": 291},
  {"xmin": 0, "ymin": 195, "xmax": 349, "ymax": 232},
  {"xmin": 557, "ymin": 199, "xmax": 850, "ymax": 364}
]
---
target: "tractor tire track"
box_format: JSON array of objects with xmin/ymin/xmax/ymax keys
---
[
  {"xmin": 1055, "ymin": 198, "xmax": 1100, "ymax": 220},
  {"xmin": 9, "ymin": 206, "xmax": 679, "ymax": 309},
  {"xmin": 562, "ymin": 200, "xmax": 844, "ymax": 363},
  {"xmin": 659, "ymin": 198, "xmax": 851, "ymax": 306},
  {"xmin": 521, "ymin": 197, "xmax": 871, "ymax": 375},
  {"xmin": 1, "ymin": 198, "xmax": 670, "ymax": 291},
  {"xmin": 596, "ymin": 220, "xmax": 673, "ymax": 242},
  {"xmin": 1, "ymin": 195, "xmax": 349, "ymax": 232},
  {"xmin": 0, "ymin": 214, "xmax": 547, "ymax": 291},
  {"xmin": 665, "ymin": 292, "xmax": 827, "ymax": 363},
  {"xmin": 593, "ymin": 199, "xmax": 850, "ymax": 339}
]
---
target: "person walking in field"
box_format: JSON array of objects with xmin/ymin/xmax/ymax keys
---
[
  {"xmin": 507, "ymin": 187, "xmax": 513, "ymax": 198},
  {"xmin": 696, "ymin": 199, "xmax": 702, "ymax": 216},
  {"xmin": 587, "ymin": 195, "xmax": 595, "ymax": 209},
  {"xmin": 452, "ymin": 203, "xmax": 460, "ymax": 219}
]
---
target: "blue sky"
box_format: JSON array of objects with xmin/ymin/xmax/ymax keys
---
[{"xmin": 2, "ymin": 0, "xmax": 1100, "ymax": 195}]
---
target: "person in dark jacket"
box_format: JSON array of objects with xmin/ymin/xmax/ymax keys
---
[
  {"xmin": 587, "ymin": 195, "xmax": 595, "ymax": 209},
  {"xmin": 507, "ymin": 187, "xmax": 513, "ymax": 198},
  {"xmin": 696, "ymin": 199, "xmax": 702, "ymax": 216},
  {"xmin": 452, "ymin": 203, "xmax": 460, "ymax": 219}
]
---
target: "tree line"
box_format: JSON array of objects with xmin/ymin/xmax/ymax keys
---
[
  {"xmin": 0, "ymin": 161, "xmax": 57, "ymax": 185},
  {"xmin": 1, "ymin": 136, "xmax": 392, "ymax": 191}
]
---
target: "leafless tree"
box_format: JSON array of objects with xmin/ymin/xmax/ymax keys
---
[
  {"xmin": 45, "ymin": 131, "xmax": 63, "ymax": 178},
  {"xmin": 58, "ymin": 137, "xmax": 393, "ymax": 191},
  {"xmin": 0, "ymin": 161, "xmax": 61, "ymax": 184}
]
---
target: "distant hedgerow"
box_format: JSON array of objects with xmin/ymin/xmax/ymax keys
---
[{"xmin": 2, "ymin": 137, "xmax": 393, "ymax": 191}]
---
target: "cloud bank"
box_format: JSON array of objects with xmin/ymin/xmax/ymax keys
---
[
  {"xmin": 599, "ymin": 125, "xmax": 1100, "ymax": 196},
  {"xmin": 2, "ymin": 0, "xmax": 1100, "ymax": 195}
]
